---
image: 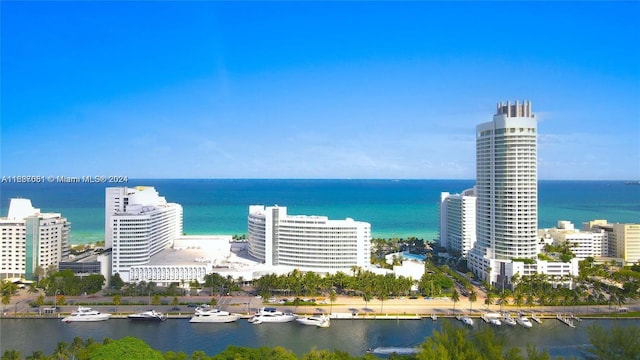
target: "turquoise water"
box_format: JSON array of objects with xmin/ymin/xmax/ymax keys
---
[{"xmin": 1, "ymin": 179, "xmax": 638, "ymax": 244}]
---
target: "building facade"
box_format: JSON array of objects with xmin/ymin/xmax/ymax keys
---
[
  {"xmin": 1, "ymin": 199, "xmax": 70, "ymax": 280},
  {"xmin": 540, "ymin": 221, "xmax": 608, "ymax": 260},
  {"xmin": 467, "ymin": 101, "xmax": 579, "ymax": 287},
  {"xmin": 247, "ymin": 205, "xmax": 371, "ymax": 272},
  {"xmin": 583, "ymin": 220, "xmax": 640, "ymax": 265},
  {"xmin": 105, "ymin": 187, "xmax": 183, "ymax": 282},
  {"xmin": 439, "ymin": 188, "xmax": 476, "ymax": 257},
  {"xmin": 468, "ymin": 101, "xmax": 538, "ymax": 285}
]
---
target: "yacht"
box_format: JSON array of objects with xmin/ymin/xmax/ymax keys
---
[
  {"xmin": 516, "ymin": 314, "xmax": 533, "ymax": 328},
  {"xmin": 190, "ymin": 308, "xmax": 240, "ymax": 323},
  {"xmin": 460, "ymin": 316, "xmax": 474, "ymax": 326},
  {"xmin": 248, "ymin": 307, "xmax": 296, "ymax": 324},
  {"xmin": 502, "ymin": 313, "xmax": 517, "ymax": 326},
  {"xmin": 128, "ymin": 309, "xmax": 167, "ymax": 322},
  {"xmin": 295, "ymin": 314, "xmax": 330, "ymax": 328},
  {"xmin": 62, "ymin": 306, "xmax": 111, "ymax": 323}
]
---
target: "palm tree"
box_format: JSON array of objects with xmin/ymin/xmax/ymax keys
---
[
  {"xmin": 468, "ymin": 290, "xmax": 477, "ymax": 314},
  {"xmin": 1, "ymin": 350, "xmax": 21, "ymax": 360},
  {"xmin": 451, "ymin": 288, "xmax": 460, "ymax": 314},
  {"xmin": 112, "ymin": 294, "xmax": 121, "ymax": 315},
  {"xmin": 513, "ymin": 291, "xmax": 524, "ymax": 310},
  {"xmin": 329, "ymin": 289, "xmax": 337, "ymax": 315},
  {"xmin": 27, "ymin": 284, "xmax": 39, "ymax": 295},
  {"xmin": 362, "ymin": 290, "xmax": 372, "ymax": 312},
  {"xmin": 52, "ymin": 341, "xmax": 68, "ymax": 360},
  {"xmin": 498, "ymin": 290, "xmax": 510, "ymax": 312},
  {"xmin": 69, "ymin": 336, "xmax": 85, "ymax": 359},
  {"xmin": 485, "ymin": 291, "xmax": 495, "ymax": 310},
  {"xmin": 26, "ymin": 350, "xmax": 45, "ymax": 360},
  {"xmin": 34, "ymin": 265, "xmax": 45, "ymax": 287}
]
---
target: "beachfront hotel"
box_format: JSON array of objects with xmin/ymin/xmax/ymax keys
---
[
  {"xmin": 540, "ymin": 221, "xmax": 608, "ymax": 260},
  {"xmin": 247, "ymin": 205, "xmax": 371, "ymax": 272},
  {"xmin": 583, "ymin": 220, "xmax": 640, "ymax": 265},
  {"xmin": 439, "ymin": 188, "xmax": 477, "ymax": 257},
  {"xmin": 0, "ymin": 199, "xmax": 70, "ymax": 280},
  {"xmin": 106, "ymin": 187, "xmax": 183, "ymax": 282},
  {"xmin": 466, "ymin": 101, "xmax": 579, "ymax": 287}
]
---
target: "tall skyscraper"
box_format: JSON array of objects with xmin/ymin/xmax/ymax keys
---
[{"xmin": 468, "ymin": 100, "xmax": 538, "ymax": 286}]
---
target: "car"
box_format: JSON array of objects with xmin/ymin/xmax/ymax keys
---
[
  {"xmin": 187, "ymin": 303, "xmax": 197, "ymax": 307},
  {"xmin": 171, "ymin": 306, "xmax": 181, "ymax": 311}
]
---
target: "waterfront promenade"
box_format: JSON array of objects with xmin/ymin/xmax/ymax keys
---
[{"xmin": 3, "ymin": 287, "xmax": 638, "ymax": 320}]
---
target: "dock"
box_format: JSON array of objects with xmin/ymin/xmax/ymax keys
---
[
  {"xmin": 530, "ymin": 313, "xmax": 542, "ymax": 324},
  {"xmin": 556, "ymin": 313, "xmax": 576, "ymax": 328}
]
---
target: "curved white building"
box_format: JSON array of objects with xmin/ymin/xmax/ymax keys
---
[
  {"xmin": 106, "ymin": 187, "xmax": 183, "ymax": 282},
  {"xmin": 248, "ymin": 205, "xmax": 371, "ymax": 271}
]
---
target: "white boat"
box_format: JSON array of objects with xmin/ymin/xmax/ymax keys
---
[
  {"xmin": 516, "ymin": 315, "xmax": 533, "ymax": 328},
  {"xmin": 128, "ymin": 309, "xmax": 167, "ymax": 322},
  {"xmin": 460, "ymin": 316, "xmax": 474, "ymax": 326},
  {"xmin": 368, "ymin": 347, "xmax": 419, "ymax": 355},
  {"xmin": 490, "ymin": 318, "xmax": 502, "ymax": 326},
  {"xmin": 62, "ymin": 306, "xmax": 111, "ymax": 323},
  {"xmin": 502, "ymin": 314, "xmax": 517, "ymax": 326},
  {"xmin": 190, "ymin": 308, "xmax": 240, "ymax": 323},
  {"xmin": 248, "ymin": 307, "xmax": 296, "ymax": 324},
  {"xmin": 295, "ymin": 314, "xmax": 330, "ymax": 328}
]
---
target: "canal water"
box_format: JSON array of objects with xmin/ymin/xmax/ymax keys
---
[{"xmin": 1, "ymin": 317, "xmax": 637, "ymax": 357}]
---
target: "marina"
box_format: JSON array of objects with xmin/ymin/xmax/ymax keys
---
[{"xmin": 1, "ymin": 317, "xmax": 634, "ymax": 358}]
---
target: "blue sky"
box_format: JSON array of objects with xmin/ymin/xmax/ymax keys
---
[{"xmin": 1, "ymin": 1, "xmax": 639, "ymax": 180}]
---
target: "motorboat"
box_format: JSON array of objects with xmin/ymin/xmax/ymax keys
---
[
  {"xmin": 295, "ymin": 314, "xmax": 330, "ymax": 328},
  {"xmin": 248, "ymin": 307, "xmax": 296, "ymax": 324},
  {"xmin": 482, "ymin": 312, "xmax": 501, "ymax": 326},
  {"xmin": 128, "ymin": 309, "xmax": 167, "ymax": 322},
  {"xmin": 502, "ymin": 314, "xmax": 517, "ymax": 326},
  {"xmin": 190, "ymin": 308, "xmax": 240, "ymax": 323},
  {"xmin": 460, "ymin": 316, "xmax": 474, "ymax": 326},
  {"xmin": 62, "ymin": 306, "xmax": 111, "ymax": 323},
  {"xmin": 368, "ymin": 347, "xmax": 419, "ymax": 355},
  {"xmin": 516, "ymin": 315, "xmax": 533, "ymax": 328}
]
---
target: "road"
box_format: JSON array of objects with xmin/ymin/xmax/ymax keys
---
[{"xmin": 3, "ymin": 288, "xmax": 639, "ymax": 318}]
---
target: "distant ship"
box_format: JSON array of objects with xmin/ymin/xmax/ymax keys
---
[{"xmin": 624, "ymin": 181, "xmax": 640, "ymax": 185}]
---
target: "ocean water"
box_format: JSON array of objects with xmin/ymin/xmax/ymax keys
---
[{"xmin": 1, "ymin": 179, "xmax": 638, "ymax": 245}]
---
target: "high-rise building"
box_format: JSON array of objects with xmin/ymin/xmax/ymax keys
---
[
  {"xmin": 0, "ymin": 199, "xmax": 70, "ymax": 280},
  {"xmin": 247, "ymin": 205, "xmax": 371, "ymax": 272},
  {"xmin": 439, "ymin": 188, "xmax": 476, "ymax": 257},
  {"xmin": 468, "ymin": 101, "xmax": 542, "ymax": 286},
  {"xmin": 105, "ymin": 187, "xmax": 183, "ymax": 282}
]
